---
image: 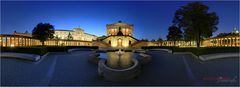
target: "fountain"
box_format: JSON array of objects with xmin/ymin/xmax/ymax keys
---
[{"xmin": 98, "ymin": 49, "xmax": 140, "ymax": 81}]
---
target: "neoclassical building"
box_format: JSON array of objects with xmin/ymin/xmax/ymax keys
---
[
  {"xmin": 13, "ymin": 31, "xmax": 32, "ymax": 37},
  {"xmin": 102, "ymin": 21, "xmax": 138, "ymax": 47},
  {"xmin": 54, "ymin": 28, "xmax": 97, "ymax": 41},
  {"xmin": 0, "ymin": 22, "xmax": 239, "ymax": 48}
]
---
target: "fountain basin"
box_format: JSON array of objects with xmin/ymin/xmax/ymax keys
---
[{"xmin": 98, "ymin": 58, "xmax": 140, "ymax": 81}]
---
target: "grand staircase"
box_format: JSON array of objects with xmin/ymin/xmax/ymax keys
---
[
  {"xmin": 131, "ymin": 41, "xmax": 149, "ymax": 48},
  {"xmin": 92, "ymin": 41, "xmax": 110, "ymax": 47}
]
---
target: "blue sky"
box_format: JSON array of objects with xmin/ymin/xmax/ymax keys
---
[{"xmin": 1, "ymin": 1, "xmax": 239, "ymax": 40}]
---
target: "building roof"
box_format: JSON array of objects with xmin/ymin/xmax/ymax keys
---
[
  {"xmin": 84, "ymin": 33, "xmax": 98, "ymax": 37},
  {"xmin": 102, "ymin": 35, "xmax": 139, "ymax": 41},
  {"xmin": 0, "ymin": 34, "xmax": 33, "ymax": 38},
  {"xmin": 13, "ymin": 31, "xmax": 32, "ymax": 37},
  {"xmin": 55, "ymin": 29, "xmax": 73, "ymax": 32},
  {"xmin": 106, "ymin": 21, "xmax": 133, "ymax": 27}
]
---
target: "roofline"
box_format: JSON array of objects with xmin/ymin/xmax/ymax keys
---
[
  {"xmin": 0, "ymin": 34, "xmax": 32, "ymax": 38},
  {"xmin": 84, "ymin": 33, "xmax": 98, "ymax": 37},
  {"xmin": 55, "ymin": 30, "xmax": 73, "ymax": 31},
  {"xmin": 102, "ymin": 35, "xmax": 139, "ymax": 41}
]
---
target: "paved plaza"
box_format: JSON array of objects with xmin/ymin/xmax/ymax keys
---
[{"xmin": 1, "ymin": 50, "xmax": 239, "ymax": 86}]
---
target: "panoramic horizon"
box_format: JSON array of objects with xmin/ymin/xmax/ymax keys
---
[
  {"xmin": 1, "ymin": 1, "xmax": 239, "ymax": 40},
  {"xmin": 1, "ymin": 1, "xmax": 239, "ymax": 86}
]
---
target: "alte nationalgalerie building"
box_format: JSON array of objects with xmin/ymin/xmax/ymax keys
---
[
  {"xmin": 102, "ymin": 21, "xmax": 138, "ymax": 47},
  {"xmin": 0, "ymin": 21, "xmax": 239, "ymax": 47}
]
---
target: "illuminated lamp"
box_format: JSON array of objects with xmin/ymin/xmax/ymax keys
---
[
  {"xmin": 178, "ymin": 43, "xmax": 181, "ymax": 46},
  {"xmin": 10, "ymin": 44, "xmax": 15, "ymax": 47}
]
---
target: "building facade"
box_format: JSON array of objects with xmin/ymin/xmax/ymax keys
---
[
  {"xmin": 0, "ymin": 22, "xmax": 239, "ymax": 48},
  {"xmin": 0, "ymin": 34, "xmax": 92, "ymax": 47},
  {"xmin": 54, "ymin": 28, "xmax": 97, "ymax": 41},
  {"xmin": 13, "ymin": 31, "xmax": 32, "ymax": 37},
  {"xmin": 102, "ymin": 21, "xmax": 138, "ymax": 48},
  {"xmin": 106, "ymin": 21, "xmax": 133, "ymax": 36}
]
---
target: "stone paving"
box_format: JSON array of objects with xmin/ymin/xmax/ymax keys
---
[{"xmin": 1, "ymin": 50, "xmax": 239, "ymax": 86}]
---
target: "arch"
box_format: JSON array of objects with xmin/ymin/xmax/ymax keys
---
[{"xmin": 118, "ymin": 38, "xmax": 122, "ymax": 47}]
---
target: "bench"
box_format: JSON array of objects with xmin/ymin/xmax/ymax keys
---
[{"xmin": 1, "ymin": 52, "xmax": 41, "ymax": 62}]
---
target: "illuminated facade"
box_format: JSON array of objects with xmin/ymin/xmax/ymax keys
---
[
  {"xmin": 0, "ymin": 23, "xmax": 239, "ymax": 48},
  {"xmin": 102, "ymin": 21, "xmax": 138, "ymax": 48},
  {"xmin": 0, "ymin": 34, "xmax": 92, "ymax": 47},
  {"xmin": 106, "ymin": 21, "xmax": 133, "ymax": 36},
  {"xmin": 54, "ymin": 28, "xmax": 97, "ymax": 41},
  {"xmin": 13, "ymin": 31, "xmax": 32, "ymax": 37},
  {"xmin": 203, "ymin": 28, "xmax": 240, "ymax": 47},
  {"xmin": 0, "ymin": 34, "xmax": 40, "ymax": 47}
]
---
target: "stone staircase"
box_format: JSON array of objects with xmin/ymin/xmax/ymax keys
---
[
  {"xmin": 131, "ymin": 41, "xmax": 149, "ymax": 48},
  {"xmin": 92, "ymin": 41, "xmax": 110, "ymax": 47}
]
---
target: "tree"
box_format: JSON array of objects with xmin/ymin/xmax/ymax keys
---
[
  {"xmin": 151, "ymin": 39, "xmax": 155, "ymax": 42},
  {"xmin": 32, "ymin": 23, "xmax": 54, "ymax": 46},
  {"xmin": 67, "ymin": 32, "xmax": 73, "ymax": 40},
  {"xmin": 97, "ymin": 35, "xmax": 107, "ymax": 41},
  {"xmin": 157, "ymin": 38, "xmax": 163, "ymax": 41},
  {"xmin": 54, "ymin": 35, "xmax": 60, "ymax": 46},
  {"xmin": 141, "ymin": 38, "xmax": 149, "ymax": 41},
  {"xmin": 166, "ymin": 25, "xmax": 183, "ymax": 45},
  {"xmin": 173, "ymin": 2, "xmax": 219, "ymax": 47},
  {"xmin": 216, "ymin": 32, "xmax": 239, "ymax": 38}
]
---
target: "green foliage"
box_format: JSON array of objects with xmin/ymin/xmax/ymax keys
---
[
  {"xmin": 141, "ymin": 38, "xmax": 149, "ymax": 41},
  {"xmin": 216, "ymin": 33, "xmax": 239, "ymax": 38},
  {"xmin": 141, "ymin": 46, "xmax": 177, "ymax": 50},
  {"xmin": 1, "ymin": 46, "xmax": 99, "ymax": 56},
  {"xmin": 67, "ymin": 32, "xmax": 73, "ymax": 40},
  {"xmin": 166, "ymin": 25, "xmax": 183, "ymax": 41},
  {"xmin": 173, "ymin": 2, "xmax": 219, "ymax": 47},
  {"xmin": 46, "ymin": 46, "xmax": 98, "ymax": 52},
  {"xmin": 157, "ymin": 38, "xmax": 163, "ymax": 41},
  {"xmin": 32, "ymin": 23, "xmax": 55, "ymax": 46},
  {"xmin": 1, "ymin": 47, "xmax": 48, "ymax": 56},
  {"xmin": 151, "ymin": 39, "xmax": 155, "ymax": 42},
  {"xmin": 142, "ymin": 46, "xmax": 239, "ymax": 56},
  {"xmin": 173, "ymin": 47, "xmax": 239, "ymax": 56}
]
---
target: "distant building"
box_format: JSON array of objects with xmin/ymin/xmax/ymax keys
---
[
  {"xmin": 54, "ymin": 28, "xmax": 97, "ymax": 41},
  {"xmin": 102, "ymin": 21, "xmax": 138, "ymax": 47},
  {"xmin": 232, "ymin": 27, "xmax": 239, "ymax": 34},
  {"xmin": 13, "ymin": 30, "xmax": 32, "ymax": 37},
  {"xmin": 0, "ymin": 24, "xmax": 239, "ymax": 47}
]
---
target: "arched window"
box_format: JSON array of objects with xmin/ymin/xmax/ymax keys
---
[
  {"xmin": 118, "ymin": 38, "xmax": 122, "ymax": 47},
  {"xmin": 109, "ymin": 40, "xmax": 111, "ymax": 44},
  {"xmin": 129, "ymin": 40, "xmax": 131, "ymax": 45}
]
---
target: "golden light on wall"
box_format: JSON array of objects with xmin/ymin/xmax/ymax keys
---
[
  {"xmin": 10, "ymin": 44, "xmax": 15, "ymax": 47},
  {"xmin": 111, "ymin": 39, "xmax": 117, "ymax": 47},
  {"xmin": 123, "ymin": 39, "xmax": 129, "ymax": 47},
  {"xmin": 118, "ymin": 38, "xmax": 122, "ymax": 47}
]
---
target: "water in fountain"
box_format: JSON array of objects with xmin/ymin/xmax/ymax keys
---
[{"xmin": 106, "ymin": 49, "xmax": 134, "ymax": 69}]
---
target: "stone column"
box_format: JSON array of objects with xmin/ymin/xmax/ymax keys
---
[
  {"xmin": 9, "ymin": 36, "xmax": 12, "ymax": 47},
  {"xmin": 0, "ymin": 36, "xmax": 2, "ymax": 47},
  {"xmin": 5, "ymin": 36, "xmax": 7, "ymax": 47},
  {"xmin": 235, "ymin": 37, "xmax": 237, "ymax": 47}
]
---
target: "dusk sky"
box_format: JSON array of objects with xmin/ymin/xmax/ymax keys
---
[{"xmin": 1, "ymin": 1, "xmax": 239, "ymax": 40}]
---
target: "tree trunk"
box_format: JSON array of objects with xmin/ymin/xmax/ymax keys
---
[
  {"xmin": 196, "ymin": 40, "xmax": 200, "ymax": 48},
  {"xmin": 197, "ymin": 27, "xmax": 201, "ymax": 48},
  {"xmin": 174, "ymin": 41, "xmax": 176, "ymax": 46},
  {"xmin": 41, "ymin": 41, "xmax": 44, "ymax": 46}
]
